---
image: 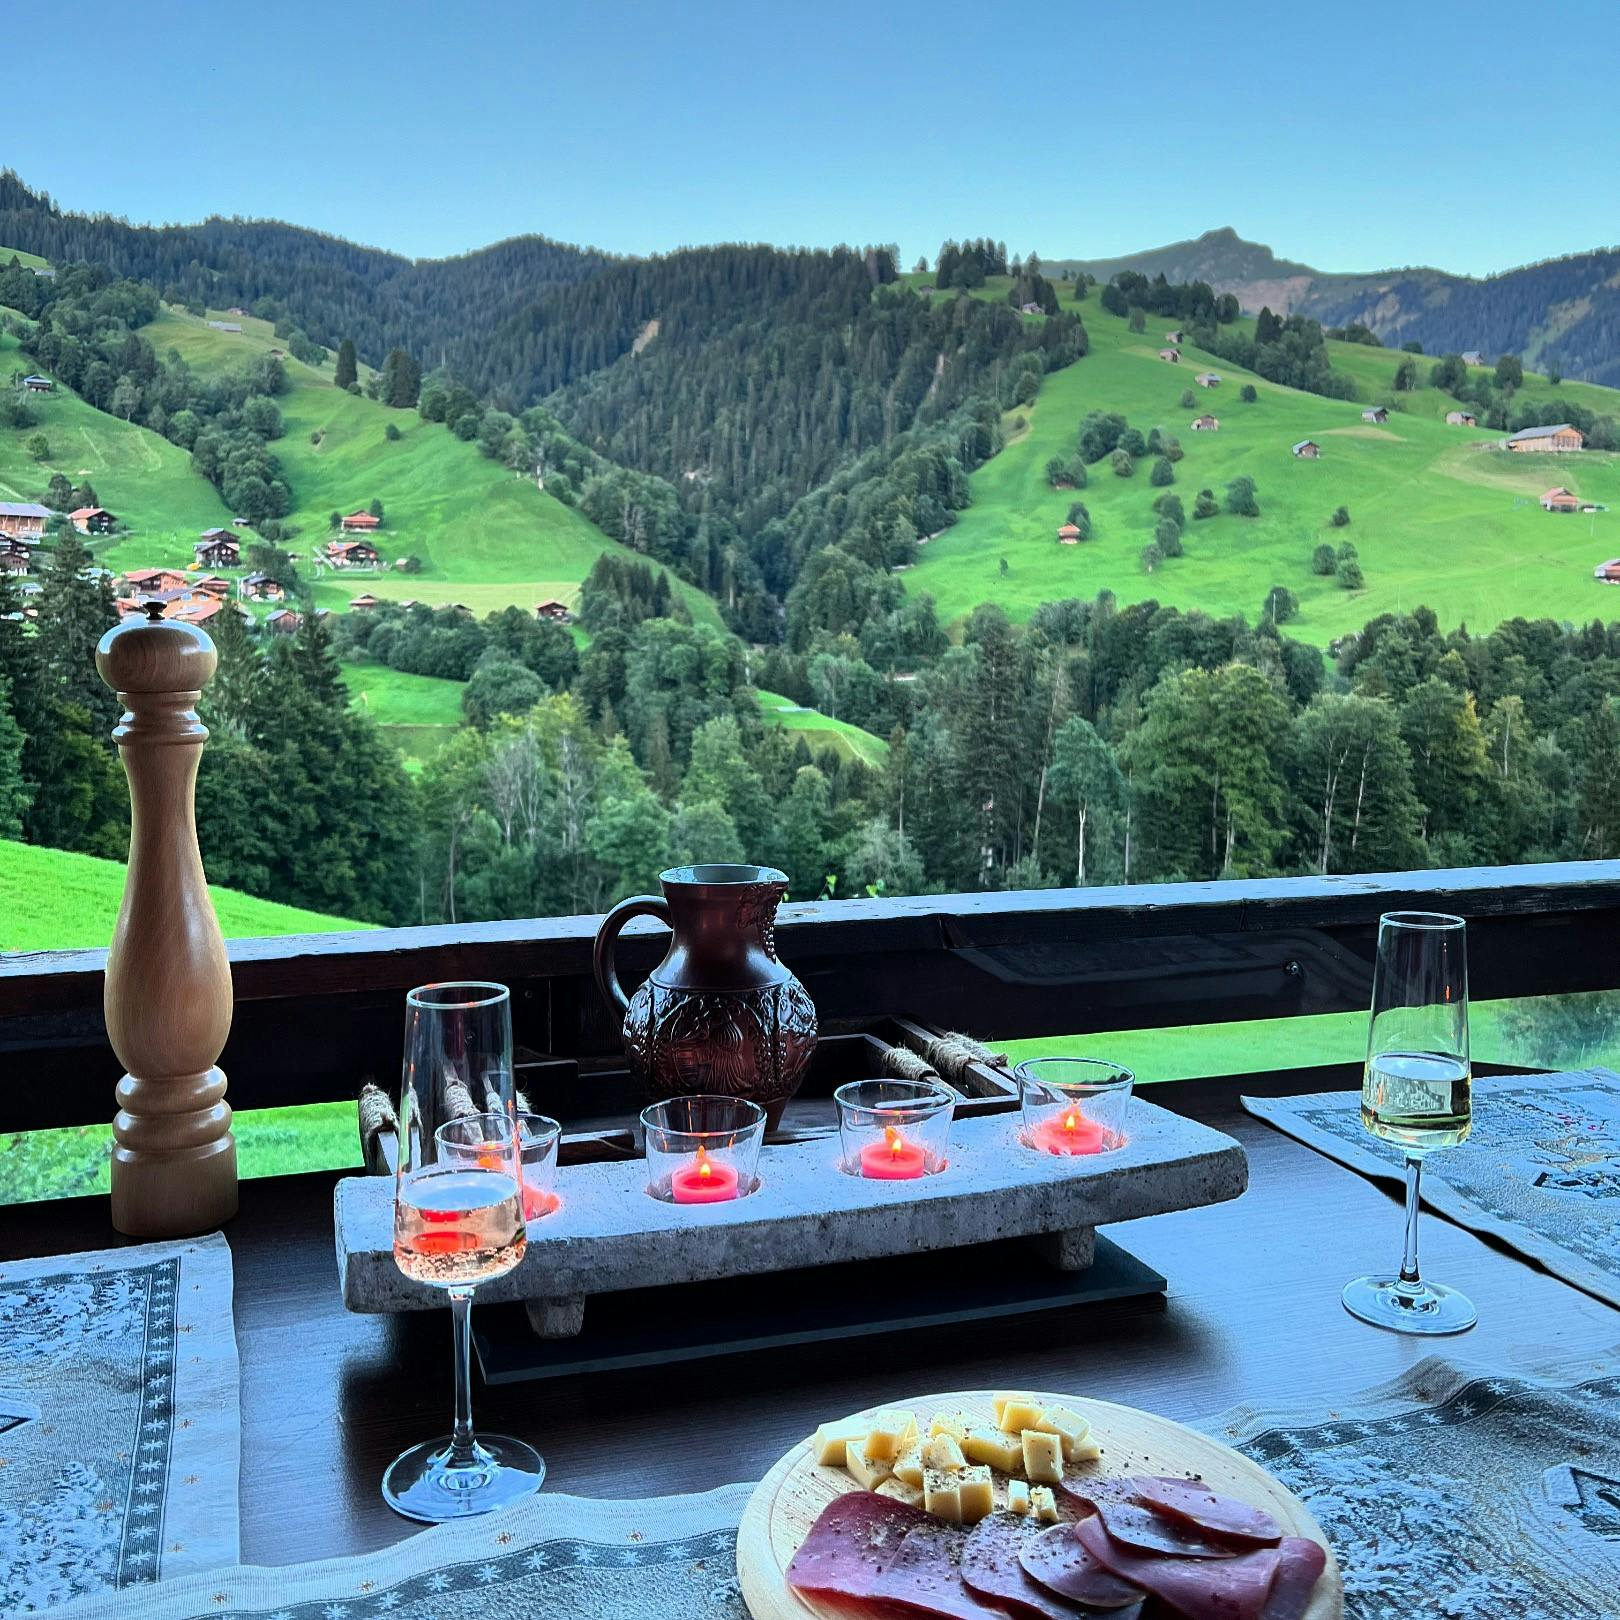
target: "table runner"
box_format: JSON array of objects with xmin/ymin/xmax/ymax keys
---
[
  {"xmin": 1203, "ymin": 1345, "xmax": 1620, "ymax": 1618},
  {"xmin": 47, "ymin": 1483, "xmax": 755, "ymax": 1620},
  {"xmin": 0, "ymin": 1234, "xmax": 240, "ymax": 1612},
  {"xmin": 1245, "ymin": 1067, "xmax": 1620, "ymax": 1307}
]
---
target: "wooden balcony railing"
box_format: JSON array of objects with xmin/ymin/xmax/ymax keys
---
[{"xmin": 3, "ymin": 860, "xmax": 1617, "ymax": 1140}]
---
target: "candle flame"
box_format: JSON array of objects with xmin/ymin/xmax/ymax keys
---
[
  {"xmin": 695, "ymin": 1144, "xmax": 713, "ymax": 1182},
  {"xmin": 1063, "ymin": 1109, "xmax": 1080, "ymax": 1133},
  {"xmin": 885, "ymin": 1124, "xmax": 904, "ymax": 1157}
]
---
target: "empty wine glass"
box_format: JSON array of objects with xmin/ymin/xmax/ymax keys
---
[
  {"xmin": 383, "ymin": 981, "xmax": 545, "ymax": 1520},
  {"xmin": 1342, "ymin": 913, "xmax": 1477, "ymax": 1335}
]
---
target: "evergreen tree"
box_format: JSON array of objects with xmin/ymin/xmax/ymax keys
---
[
  {"xmin": 380, "ymin": 347, "xmax": 422, "ymax": 408},
  {"xmin": 334, "ymin": 338, "xmax": 358, "ymax": 389},
  {"xmin": 0, "ymin": 672, "xmax": 31, "ymax": 837},
  {"xmin": 37, "ymin": 529, "xmax": 119, "ymax": 735}
]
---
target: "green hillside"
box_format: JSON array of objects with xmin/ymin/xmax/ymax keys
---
[
  {"xmin": 901, "ymin": 278, "xmax": 1620, "ymax": 644},
  {"xmin": 756, "ymin": 689, "xmax": 890, "ymax": 766},
  {"xmin": 0, "ymin": 839, "xmax": 368, "ymax": 951}
]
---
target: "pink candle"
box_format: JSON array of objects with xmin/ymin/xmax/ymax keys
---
[
  {"xmin": 859, "ymin": 1124, "xmax": 928, "ymax": 1179},
  {"xmin": 670, "ymin": 1145, "xmax": 741, "ymax": 1204},
  {"xmin": 1030, "ymin": 1107, "xmax": 1110, "ymax": 1155}
]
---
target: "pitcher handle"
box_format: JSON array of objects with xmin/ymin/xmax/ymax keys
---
[{"xmin": 592, "ymin": 895, "xmax": 673, "ymax": 1015}]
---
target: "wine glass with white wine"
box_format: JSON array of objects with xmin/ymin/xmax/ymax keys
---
[{"xmin": 1342, "ymin": 911, "xmax": 1477, "ymax": 1335}]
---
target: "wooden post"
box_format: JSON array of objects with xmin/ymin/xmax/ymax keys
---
[{"xmin": 96, "ymin": 602, "xmax": 237, "ymax": 1236}]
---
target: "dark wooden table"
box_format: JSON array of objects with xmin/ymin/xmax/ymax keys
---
[{"xmin": 4, "ymin": 1075, "xmax": 1615, "ymax": 1566}]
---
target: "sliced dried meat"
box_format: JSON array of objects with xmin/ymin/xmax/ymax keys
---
[
  {"xmin": 963, "ymin": 1512, "xmax": 1140, "ymax": 1620},
  {"xmin": 1073, "ymin": 1512, "xmax": 1282, "ymax": 1620},
  {"xmin": 786, "ymin": 1490, "xmax": 930, "ymax": 1599},
  {"xmin": 1130, "ymin": 1477, "xmax": 1283, "ymax": 1548},
  {"xmin": 1018, "ymin": 1521, "xmax": 1148, "ymax": 1611},
  {"xmin": 1260, "ymin": 1537, "xmax": 1328, "ymax": 1620},
  {"xmin": 1074, "ymin": 1498, "xmax": 1237, "ymax": 1560},
  {"xmin": 874, "ymin": 1519, "xmax": 1016, "ymax": 1620}
]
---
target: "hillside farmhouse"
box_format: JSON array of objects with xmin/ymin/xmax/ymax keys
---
[
  {"xmin": 325, "ymin": 539, "xmax": 380, "ymax": 568},
  {"xmin": 1446, "ymin": 410, "xmax": 1477, "ymax": 427},
  {"xmin": 0, "ymin": 502, "xmax": 49, "ymax": 541},
  {"xmin": 1361, "ymin": 407, "xmax": 1389, "ymax": 425},
  {"xmin": 348, "ymin": 593, "xmax": 382, "ymax": 611},
  {"xmin": 1020, "ymin": 301, "xmax": 1043, "ymax": 315},
  {"xmin": 1056, "ymin": 524, "xmax": 1082, "ymax": 545},
  {"xmin": 171, "ymin": 597, "xmax": 226, "ymax": 627},
  {"xmin": 206, "ymin": 320, "xmax": 243, "ymax": 333},
  {"xmin": 22, "ymin": 375, "xmax": 52, "ymax": 393},
  {"xmin": 266, "ymin": 608, "xmax": 302, "ymax": 634},
  {"xmin": 439, "ymin": 603, "xmax": 473, "ymax": 617},
  {"xmin": 241, "ymin": 572, "xmax": 286, "ymax": 602},
  {"xmin": 1158, "ymin": 348, "xmax": 1181, "ymax": 363},
  {"xmin": 0, "ymin": 551, "xmax": 28, "ymax": 576},
  {"xmin": 535, "ymin": 599, "xmax": 572, "ymax": 621},
  {"xmin": 122, "ymin": 567, "xmax": 190, "ymax": 595},
  {"xmin": 1541, "ymin": 487, "xmax": 1581, "ymax": 512},
  {"xmin": 1191, "ymin": 414, "xmax": 1220, "ymax": 431},
  {"xmin": 1508, "ymin": 423, "xmax": 1584, "ymax": 453},
  {"xmin": 193, "ymin": 575, "xmax": 233, "ymax": 599},
  {"xmin": 1165, "ymin": 330, "xmax": 1184, "ymax": 344},
  {"xmin": 1461, "ymin": 351, "xmax": 1485, "ymax": 367},
  {"xmin": 1196, "ymin": 372, "xmax": 1221, "ymax": 388},
  {"xmin": 1595, "ymin": 560, "xmax": 1620, "ymax": 584},
  {"xmin": 69, "ymin": 506, "xmax": 116, "ymax": 535},
  {"xmin": 1292, "ymin": 440, "xmax": 1321, "ymax": 459},
  {"xmin": 195, "ymin": 532, "xmax": 241, "ymax": 567},
  {"xmin": 340, "ymin": 511, "xmax": 382, "ymax": 532}
]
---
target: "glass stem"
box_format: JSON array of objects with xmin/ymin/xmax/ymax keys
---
[
  {"xmin": 1397, "ymin": 1155, "xmax": 1423, "ymax": 1293},
  {"xmin": 448, "ymin": 1287, "xmax": 479, "ymax": 1467}
]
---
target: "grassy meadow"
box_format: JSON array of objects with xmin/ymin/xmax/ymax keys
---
[
  {"xmin": 901, "ymin": 279, "xmax": 1620, "ymax": 643},
  {"xmin": 756, "ymin": 689, "xmax": 890, "ymax": 766}
]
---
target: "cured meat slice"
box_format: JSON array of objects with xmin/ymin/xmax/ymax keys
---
[
  {"xmin": 1259, "ymin": 1537, "xmax": 1328, "ymax": 1620},
  {"xmin": 1018, "ymin": 1521, "xmax": 1148, "ymax": 1611},
  {"xmin": 874, "ymin": 1520, "xmax": 1018, "ymax": 1620},
  {"xmin": 1073, "ymin": 1512, "xmax": 1282, "ymax": 1620},
  {"xmin": 1090, "ymin": 1501, "xmax": 1237, "ymax": 1560},
  {"xmin": 786, "ymin": 1490, "xmax": 930, "ymax": 1599},
  {"xmin": 963, "ymin": 1512, "xmax": 1140, "ymax": 1620},
  {"xmin": 1130, "ymin": 1477, "xmax": 1283, "ymax": 1548}
]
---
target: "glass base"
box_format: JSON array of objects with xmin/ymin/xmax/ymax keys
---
[
  {"xmin": 382, "ymin": 1433, "xmax": 545, "ymax": 1523},
  {"xmin": 1342, "ymin": 1274, "xmax": 1477, "ymax": 1336}
]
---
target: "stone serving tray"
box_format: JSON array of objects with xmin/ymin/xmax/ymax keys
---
[{"xmin": 334, "ymin": 1098, "xmax": 1247, "ymax": 1340}]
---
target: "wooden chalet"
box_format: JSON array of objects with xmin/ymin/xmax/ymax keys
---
[
  {"xmin": 535, "ymin": 599, "xmax": 573, "ymax": 622},
  {"xmin": 265, "ymin": 607, "xmax": 303, "ymax": 634},
  {"xmin": 1158, "ymin": 348, "xmax": 1181, "ymax": 363},
  {"xmin": 0, "ymin": 502, "xmax": 49, "ymax": 542},
  {"xmin": 1361, "ymin": 407, "xmax": 1389, "ymax": 425},
  {"xmin": 0, "ymin": 551, "xmax": 28, "ymax": 576},
  {"xmin": 325, "ymin": 539, "xmax": 381, "ymax": 569},
  {"xmin": 192, "ymin": 575, "xmax": 233, "ymax": 600},
  {"xmin": 1508, "ymin": 423, "xmax": 1584, "ymax": 454},
  {"xmin": 122, "ymin": 567, "xmax": 190, "ymax": 596},
  {"xmin": 1292, "ymin": 440, "xmax": 1321, "ymax": 459},
  {"xmin": 340, "ymin": 511, "xmax": 382, "ymax": 532},
  {"xmin": 439, "ymin": 602, "xmax": 473, "ymax": 618},
  {"xmin": 1540, "ymin": 487, "xmax": 1587, "ymax": 513},
  {"xmin": 1445, "ymin": 410, "xmax": 1477, "ymax": 427},
  {"xmin": 206, "ymin": 320, "xmax": 243, "ymax": 333},
  {"xmin": 1056, "ymin": 524, "xmax": 1082, "ymax": 545},
  {"xmin": 1195, "ymin": 372, "xmax": 1221, "ymax": 388},
  {"xmin": 1595, "ymin": 559, "xmax": 1620, "ymax": 583},
  {"xmin": 348, "ymin": 593, "xmax": 383, "ymax": 611},
  {"xmin": 1461, "ymin": 350, "xmax": 1485, "ymax": 367},
  {"xmin": 241, "ymin": 572, "xmax": 287, "ymax": 602},
  {"xmin": 21, "ymin": 375, "xmax": 53, "ymax": 392},
  {"xmin": 170, "ymin": 596, "xmax": 225, "ymax": 627},
  {"xmin": 1019, "ymin": 301, "xmax": 1043, "ymax": 315},
  {"xmin": 226, "ymin": 307, "xmax": 248, "ymax": 317},
  {"xmin": 1165, "ymin": 329, "xmax": 1184, "ymax": 344},
  {"xmin": 68, "ymin": 506, "xmax": 116, "ymax": 535},
  {"xmin": 1191, "ymin": 414, "xmax": 1220, "ymax": 431},
  {"xmin": 195, "ymin": 531, "xmax": 241, "ymax": 568}
]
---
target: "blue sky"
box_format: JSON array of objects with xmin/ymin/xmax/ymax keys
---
[{"xmin": 14, "ymin": 0, "xmax": 1620, "ymax": 276}]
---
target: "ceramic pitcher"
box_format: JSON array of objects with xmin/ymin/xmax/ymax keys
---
[{"xmin": 592, "ymin": 864, "xmax": 817, "ymax": 1125}]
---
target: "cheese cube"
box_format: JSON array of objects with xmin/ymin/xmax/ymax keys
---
[
  {"xmin": 991, "ymin": 1392, "xmax": 1029, "ymax": 1424},
  {"xmin": 957, "ymin": 1464, "xmax": 994, "ymax": 1525},
  {"xmin": 928, "ymin": 1409, "xmax": 972, "ymax": 1441},
  {"xmin": 961, "ymin": 1425, "xmax": 1025, "ymax": 1472},
  {"xmin": 893, "ymin": 1444, "xmax": 925, "ymax": 1488},
  {"xmin": 922, "ymin": 1434, "xmax": 966, "ymax": 1471},
  {"xmin": 1031, "ymin": 1485, "xmax": 1058, "ymax": 1522},
  {"xmin": 845, "ymin": 1439, "xmax": 894, "ymax": 1490},
  {"xmin": 876, "ymin": 1477, "xmax": 924, "ymax": 1508},
  {"xmin": 1067, "ymin": 1433, "xmax": 1102, "ymax": 1464},
  {"xmin": 923, "ymin": 1467, "xmax": 962, "ymax": 1523},
  {"xmin": 1006, "ymin": 1479, "xmax": 1032, "ymax": 1516},
  {"xmin": 1021, "ymin": 1429, "xmax": 1063, "ymax": 1484},
  {"xmin": 812, "ymin": 1418, "xmax": 868, "ymax": 1467},
  {"xmin": 1031, "ymin": 1404, "xmax": 1093, "ymax": 1462},
  {"xmin": 998, "ymin": 1399, "xmax": 1047, "ymax": 1435},
  {"xmin": 863, "ymin": 1410, "xmax": 919, "ymax": 1463}
]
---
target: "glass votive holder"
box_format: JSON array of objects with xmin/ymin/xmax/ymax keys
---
[
  {"xmin": 833, "ymin": 1079, "xmax": 954, "ymax": 1179},
  {"xmin": 1016, "ymin": 1057, "xmax": 1134, "ymax": 1155},
  {"xmin": 436, "ymin": 1110, "xmax": 563, "ymax": 1223},
  {"xmin": 641, "ymin": 1095, "xmax": 765, "ymax": 1205}
]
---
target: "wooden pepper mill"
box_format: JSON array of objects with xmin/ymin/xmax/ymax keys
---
[{"xmin": 97, "ymin": 602, "xmax": 237, "ymax": 1236}]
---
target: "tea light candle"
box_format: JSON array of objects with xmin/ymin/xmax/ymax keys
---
[
  {"xmin": 670, "ymin": 1145, "xmax": 741, "ymax": 1204},
  {"xmin": 1029, "ymin": 1106, "xmax": 1110, "ymax": 1156},
  {"xmin": 859, "ymin": 1124, "xmax": 928, "ymax": 1180}
]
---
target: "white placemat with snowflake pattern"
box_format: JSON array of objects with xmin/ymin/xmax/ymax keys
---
[
  {"xmin": 44, "ymin": 1483, "xmax": 755, "ymax": 1620},
  {"xmin": 0, "ymin": 1233, "xmax": 240, "ymax": 1612},
  {"xmin": 1204, "ymin": 1345, "xmax": 1620, "ymax": 1618}
]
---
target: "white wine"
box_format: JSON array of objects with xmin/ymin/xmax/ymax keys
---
[
  {"xmin": 394, "ymin": 1166, "xmax": 526, "ymax": 1287},
  {"xmin": 1362, "ymin": 1051, "xmax": 1472, "ymax": 1152}
]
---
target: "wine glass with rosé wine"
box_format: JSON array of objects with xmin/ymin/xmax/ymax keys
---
[{"xmin": 382, "ymin": 981, "xmax": 545, "ymax": 1522}]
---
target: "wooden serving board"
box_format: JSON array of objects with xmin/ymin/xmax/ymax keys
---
[{"xmin": 736, "ymin": 1389, "xmax": 1342, "ymax": 1620}]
